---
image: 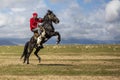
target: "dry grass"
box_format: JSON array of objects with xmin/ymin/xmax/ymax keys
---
[
  {"xmin": 0, "ymin": 75, "xmax": 120, "ymax": 80},
  {"xmin": 0, "ymin": 45, "xmax": 120, "ymax": 80}
]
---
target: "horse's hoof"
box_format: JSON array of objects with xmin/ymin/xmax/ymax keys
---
[
  {"xmin": 23, "ymin": 61, "xmax": 26, "ymax": 64},
  {"xmin": 39, "ymin": 59, "xmax": 41, "ymax": 63},
  {"xmin": 38, "ymin": 57, "xmax": 41, "ymax": 63},
  {"xmin": 27, "ymin": 62, "xmax": 29, "ymax": 64},
  {"xmin": 41, "ymin": 46, "xmax": 44, "ymax": 49},
  {"xmin": 38, "ymin": 45, "xmax": 44, "ymax": 49},
  {"xmin": 56, "ymin": 41, "xmax": 60, "ymax": 44}
]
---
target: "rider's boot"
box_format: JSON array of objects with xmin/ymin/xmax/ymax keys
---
[
  {"xmin": 37, "ymin": 28, "xmax": 46, "ymax": 47},
  {"xmin": 34, "ymin": 33, "xmax": 39, "ymax": 40},
  {"xmin": 36, "ymin": 36, "xmax": 44, "ymax": 49},
  {"xmin": 37, "ymin": 36, "xmax": 43, "ymax": 47},
  {"xmin": 33, "ymin": 32, "xmax": 40, "ymax": 48}
]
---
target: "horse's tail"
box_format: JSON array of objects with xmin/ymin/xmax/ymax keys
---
[{"xmin": 20, "ymin": 41, "xmax": 29, "ymax": 59}]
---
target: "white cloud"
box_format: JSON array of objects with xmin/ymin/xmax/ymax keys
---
[
  {"xmin": 11, "ymin": 8, "xmax": 26, "ymax": 12},
  {"xmin": 104, "ymin": 0, "xmax": 120, "ymax": 40},
  {"xmin": 0, "ymin": 14, "xmax": 7, "ymax": 26},
  {"xmin": 0, "ymin": 0, "xmax": 120, "ymax": 42},
  {"xmin": 0, "ymin": 0, "xmax": 48, "ymax": 38},
  {"xmin": 56, "ymin": 1, "xmax": 81, "ymax": 39},
  {"xmin": 105, "ymin": 0, "xmax": 120, "ymax": 22},
  {"xmin": 57, "ymin": 0, "xmax": 120, "ymax": 41},
  {"xmin": 57, "ymin": 1, "xmax": 107, "ymax": 40},
  {"xmin": 0, "ymin": 0, "xmax": 27, "ymax": 8}
]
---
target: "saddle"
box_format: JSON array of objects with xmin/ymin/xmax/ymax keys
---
[{"xmin": 33, "ymin": 25, "xmax": 45, "ymax": 39}]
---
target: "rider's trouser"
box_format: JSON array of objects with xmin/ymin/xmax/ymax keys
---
[
  {"xmin": 32, "ymin": 27, "xmax": 46, "ymax": 46},
  {"xmin": 32, "ymin": 27, "xmax": 40, "ymax": 35}
]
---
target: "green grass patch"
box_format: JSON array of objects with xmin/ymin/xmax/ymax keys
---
[
  {"xmin": 0, "ymin": 45, "xmax": 120, "ymax": 76},
  {"xmin": 0, "ymin": 64, "xmax": 120, "ymax": 76}
]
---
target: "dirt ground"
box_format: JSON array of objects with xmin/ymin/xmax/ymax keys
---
[
  {"xmin": 0, "ymin": 54, "xmax": 120, "ymax": 80},
  {"xmin": 0, "ymin": 75, "xmax": 120, "ymax": 80}
]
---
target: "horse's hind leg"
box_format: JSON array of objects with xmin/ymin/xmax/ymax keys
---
[
  {"xmin": 34, "ymin": 47, "xmax": 42, "ymax": 63},
  {"xmin": 26, "ymin": 53, "xmax": 30, "ymax": 64},
  {"xmin": 23, "ymin": 53, "xmax": 27, "ymax": 63},
  {"xmin": 21, "ymin": 41, "xmax": 29, "ymax": 60},
  {"xmin": 23, "ymin": 50, "xmax": 28, "ymax": 63},
  {"xmin": 26, "ymin": 46, "xmax": 34, "ymax": 64},
  {"xmin": 26, "ymin": 52, "xmax": 31, "ymax": 64},
  {"xmin": 26, "ymin": 50, "xmax": 32, "ymax": 64}
]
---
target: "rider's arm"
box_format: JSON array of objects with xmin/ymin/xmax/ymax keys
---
[
  {"xmin": 30, "ymin": 18, "xmax": 36, "ymax": 30},
  {"xmin": 38, "ymin": 18, "xmax": 44, "ymax": 23}
]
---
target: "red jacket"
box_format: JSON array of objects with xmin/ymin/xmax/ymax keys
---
[{"xmin": 30, "ymin": 17, "xmax": 43, "ymax": 30}]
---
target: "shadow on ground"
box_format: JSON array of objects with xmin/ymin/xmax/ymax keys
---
[{"xmin": 37, "ymin": 63, "xmax": 73, "ymax": 66}]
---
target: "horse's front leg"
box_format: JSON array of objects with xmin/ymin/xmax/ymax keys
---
[{"xmin": 54, "ymin": 31, "xmax": 61, "ymax": 44}]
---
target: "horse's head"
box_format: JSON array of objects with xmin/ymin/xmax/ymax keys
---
[{"xmin": 44, "ymin": 10, "xmax": 60, "ymax": 24}]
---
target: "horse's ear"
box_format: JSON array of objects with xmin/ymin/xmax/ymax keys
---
[{"xmin": 47, "ymin": 10, "xmax": 52, "ymax": 15}]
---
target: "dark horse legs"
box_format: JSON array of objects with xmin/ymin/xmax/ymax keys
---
[
  {"xmin": 26, "ymin": 46, "xmax": 34, "ymax": 64},
  {"xmin": 52, "ymin": 31, "xmax": 61, "ymax": 44},
  {"xmin": 24, "ymin": 42, "xmax": 35, "ymax": 64},
  {"xmin": 20, "ymin": 41, "xmax": 29, "ymax": 64},
  {"xmin": 26, "ymin": 45, "xmax": 43, "ymax": 64},
  {"xmin": 22, "ymin": 43, "xmax": 43, "ymax": 64},
  {"xmin": 44, "ymin": 31, "xmax": 61, "ymax": 44},
  {"xmin": 34, "ymin": 46, "xmax": 44, "ymax": 63},
  {"xmin": 21, "ymin": 31, "xmax": 61, "ymax": 64},
  {"xmin": 31, "ymin": 31, "xmax": 61, "ymax": 63}
]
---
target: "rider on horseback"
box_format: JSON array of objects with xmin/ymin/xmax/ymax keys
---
[
  {"xmin": 30, "ymin": 12, "xmax": 43, "ymax": 38},
  {"xmin": 30, "ymin": 12, "xmax": 45, "ymax": 47},
  {"xmin": 21, "ymin": 10, "xmax": 61, "ymax": 64}
]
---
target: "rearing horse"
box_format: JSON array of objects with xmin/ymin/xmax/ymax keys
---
[{"xmin": 21, "ymin": 10, "xmax": 61, "ymax": 64}]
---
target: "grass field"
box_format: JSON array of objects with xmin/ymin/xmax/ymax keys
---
[{"xmin": 0, "ymin": 44, "xmax": 120, "ymax": 80}]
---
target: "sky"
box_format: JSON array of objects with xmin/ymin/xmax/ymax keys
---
[{"xmin": 0, "ymin": 0, "xmax": 120, "ymax": 42}]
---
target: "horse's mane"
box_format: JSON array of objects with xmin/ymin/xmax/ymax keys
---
[
  {"xmin": 43, "ymin": 10, "xmax": 53, "ymax": 21},
  {"xmin": 43, "ymin": 14, "xmax": 48, "ymax": 21}
]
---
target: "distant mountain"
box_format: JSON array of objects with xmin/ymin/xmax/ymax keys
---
[
  {"xmin": 61, "ymin": 38, "xmax": 120, "ymax": 44},
  {"xmin": 47, "ymin": 38, "xmax": 120, "ymax": 44},
  {"xmin": 0, "ymin": 38, "xmax": 120, "ymax": 45},
  {"xmin": 0, "ymin": 39, "xmax": 16, "ymax": 45},
  {"xmin": 0, "ymin": 38, "xmax": 29, "ymax": 46}
]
